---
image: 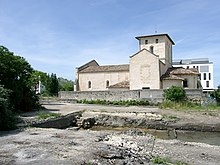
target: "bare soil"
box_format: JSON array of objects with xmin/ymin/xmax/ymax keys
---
[{"xmin": 1, "ymin": 101, "xmax": 220, "ymax": 165}]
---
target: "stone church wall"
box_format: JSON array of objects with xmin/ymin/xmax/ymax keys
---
[{"xmin": 59, "ymin": 89, "xmax": 202, "ymax": 103}]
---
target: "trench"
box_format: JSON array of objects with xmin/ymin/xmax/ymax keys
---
[
  {"xmin": 79, "ymin": 113, "xmax": 220, "ymax": 146},
  {"xmin": 91, "ymin": 126, "xmax": 220, "ymax": 146}
]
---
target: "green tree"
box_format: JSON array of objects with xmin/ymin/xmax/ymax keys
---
[
  {"xmin": 0, "ymin": 46, "xmax": 39, "ymax": 111},
  {"xmin": 0, "ymin": 85, "xmax": 16, "ymax": 130},
  {"xmin": 48, "ymin": 73, "xmax": 59, "ymax": 96},
  {"xmin": 163, "ymin": 86, "xmax": 187, "ymax": 102},
  {"xmin": 58, "ymin": 77, "xmax": 74, "ymax": 91},
  {"xmin": 211, "ymin": 85, "xmax": 220, "ymax": 105}
]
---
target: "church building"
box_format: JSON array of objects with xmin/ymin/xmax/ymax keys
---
[{"xmin": 75, "ymin": 34, "xmax": 200, "ymax": 91}]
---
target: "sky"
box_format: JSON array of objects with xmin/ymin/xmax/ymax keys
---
[{"xmin": 0, "ymin": 0, "xmax": 220, "ymax": 87}]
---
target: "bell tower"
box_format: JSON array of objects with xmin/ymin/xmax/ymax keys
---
[{"xmin": 135, "ymin": 34, "xmax": 175, "ymax": 69}]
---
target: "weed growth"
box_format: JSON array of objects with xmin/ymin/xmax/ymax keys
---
[
  {"xmin": 152, "ymin": 156, "xmax": 170, "ymax": 164},
  {"xmin": 159, "ymin": 100, "xmax": 220, "ymax": 111},
  {"xmin": 37, "ymin": 112, "xmax": 61, "ymax": 120},
  {"xmin": 152, "ymin": 156, "xmax": 188, "ymax": 165}
]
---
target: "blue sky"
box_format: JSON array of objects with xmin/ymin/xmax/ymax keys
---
[{"xmin": 0, "ymin": 0, "xmax": 220, "ymax": 87}]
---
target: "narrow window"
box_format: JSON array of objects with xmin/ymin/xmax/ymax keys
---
[
  {"xmin": 150, "ymin": 46, "xmax": 154, "ymax": 53},
  {"xmin": 203, "ymin": 73, "xmax": 206, "ymax": 80},
  {"xmin": 145, "ymin": 40, "xmax": 148, "ymax": 44},
  {"xmin": 106, "ymin": 80, "xmax": 109, "ymax": 88},
  {"xmin": 155, "ymin": 39, "xmax": 158, "ymax": 43},
  {"xmin": 88, "ymin": 81, "xmax": 91, "ymax": 89},
  {"xmin": 187, "ymin": 66, "xmax": 189, "ymax": 69},
  {"xmin": 183, "ymin": 79, "xmax": 188, "ymax": 88},
  {"xmin": 209, "ymin": 73, "xmax": 211, "ymax": 80},
  {"xmin": 200, "ymin": 65, "xmax": 209, "ymax": 72},
  {"xmin": 199, "ymin": 74, "xmax": 201, "ymax": 80},
  {"xmin": 206, "ymin": 81, "xmax": 209, "ymax": 88}
]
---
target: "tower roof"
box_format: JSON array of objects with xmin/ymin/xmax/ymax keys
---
[{"xmin": 135, "ymin": 33, "xmax": 175, "ymax": 45}]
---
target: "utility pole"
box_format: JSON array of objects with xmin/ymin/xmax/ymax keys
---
[{"xmin": 38, "ymin": 75, "xmax": 41, "ymax": 94}]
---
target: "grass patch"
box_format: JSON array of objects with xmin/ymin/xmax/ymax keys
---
[
  {"xmin": 152, "ymin": 156, "xmax": 188, "ymax": 165},
  {"xmin": 39, "ymin": 96, "xmax": 59, "ymax": 100},
  {"xmin": 152, "ymin": 156, "xmax": 170, "ymax": 164},
  {"xmin": 37, "ymin": 112, "xmax": 61, "ymax": 120},
  {"xmin": 162, "ymin": 114, "xmax": 179, "ymax": 122},
  {"xmin": 159, "ymin": 100, "xmax": 220, "ymax": 111},
  {"xmin": 77, "ymin": 99, "xmax": 155, "ymax": 106}
]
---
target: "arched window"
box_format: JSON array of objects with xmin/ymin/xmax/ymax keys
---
[
  {"xmin": 183, "ymin": 79, "xmax": 188, "ymax": 88},
  {"xmin": 106, "ymin": 80, "xmax": 110, "ymax": 88},
  {"xmin": 155, "ymin": 39, "xmax": 159, "ymax": 43},
  {"xmin": 150, "ymin": 46, "xmax": 154, "ymax": 54},
  {"xmin": 145, "ymin": 40, "xmax": 148, "ymax": 44},
  {"xmin": 88, "ymin": 81, "xmax": 91, "ymax": 89}
]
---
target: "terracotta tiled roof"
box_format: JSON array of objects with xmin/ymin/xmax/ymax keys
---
[
  {"xmin": 162, "ymin": 74, "xmax": 184, "ymax": 80},
  {"xmin": 77, "ymin": 60, "xmax": 99, "ymax": 71},
  {"xmin": 169, "ymin": 67, "xmax": 199, "ymax": 75},
  {"xmin": 108, "ymin": 80, "xmax": 130, "ymax": 88},
  {"xmin": 79, "ymin": 64, "xmax": 129, "ymax": 73},
  {"xmin": 161, "ymin": 67, "xmax": 199, "ymax": 80}
]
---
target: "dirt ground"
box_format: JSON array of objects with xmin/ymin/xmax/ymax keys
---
[{"xmin": 1, "ymin": 101, "xmax": 220, "ymax": 165}]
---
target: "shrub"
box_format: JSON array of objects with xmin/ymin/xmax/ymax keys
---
[
  {"xmin": 211, "ymin": 85, "xmax": 220, "ymax": 106},
  {"xmin": 163, "ymin": 86, "xmax": 187, "ymax": 102},
  {"xmin": 0, "ymin": 86, "xmax": 17, "ymax": 130},
  {"xmin": 76, "ymin": 99, "xmax": 150, "ymax": 106}
]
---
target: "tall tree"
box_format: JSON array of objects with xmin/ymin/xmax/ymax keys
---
[
  {"xmin": 49, "ymin": 73, "xmax": 59, "ymax": 96},
  {"xmin": 0, "ymin": 46, "xmax": 39, "ymax": 111}
]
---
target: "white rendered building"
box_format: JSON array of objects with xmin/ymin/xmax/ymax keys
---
[{"xmin": 173, "ymin": 58, "xmax": 214, "ymax": 92}]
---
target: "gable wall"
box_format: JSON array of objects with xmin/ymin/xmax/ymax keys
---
[{"xmin": 129, "ymin": 50, "xmax": 160, "ymax": 90}]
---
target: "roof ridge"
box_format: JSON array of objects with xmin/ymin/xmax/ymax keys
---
[
  {"xmin": 96, "ymin": 64, "xmax": 129, "ymax": 67},
  {"xmin": 135, "ymin": 33, "xmax": 175, "ymax": 45},
  {"xmin": 130, "ymin": 48, "xmax": 159, "ymax": 58}
]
